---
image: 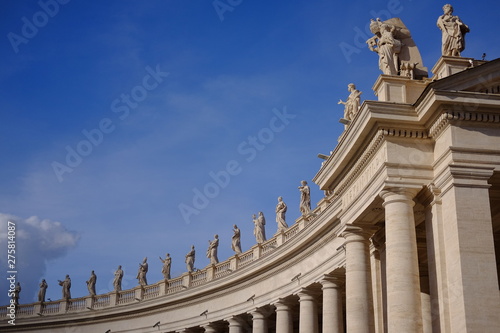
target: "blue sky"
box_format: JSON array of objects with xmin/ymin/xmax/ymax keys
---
[{"xmin": 1, "ymin": 0, "xmax": 499, "ymax": 304}]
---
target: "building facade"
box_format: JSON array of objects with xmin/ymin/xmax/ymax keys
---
[{"xmin": 2, "ymin": 26, "xmax": 500, "ymax": 333}]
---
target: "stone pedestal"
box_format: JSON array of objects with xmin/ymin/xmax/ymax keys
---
[
  {"xmin": 372, "ymin": 75, "xmax": 428, "ymax": 104},
  {"xmin": 431, "ymin": 56, "xmax": 487, "ymax": 80}
]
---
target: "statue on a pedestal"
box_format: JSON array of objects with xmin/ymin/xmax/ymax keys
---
[
  {"xmin": 275, "ymin": 196, "xmax": 288, "ymax": 232},
  {"xmin": 38, "ymin": 279, "xmax": 48, "ymax": 302},
  {"xmin": 299, "ymin": 180, "xmax": 311, "ymax": 215},
  {"xmin": 231, "ymin": 224, "xmax": 242, "ymax": 254},
  {"xmin": 437, "ymin": 4, "xmax": 469, "ymax": 57},
  {"xmin": 159, "ymin": 253, "xmax": 172, "ymax": 279},
  {"xmin": 207, "ymin": 234, "xmax": 219, "ymax": 265},
  {"xmin": 338, "ymin": 83, "xmax": 362, "ymax": 121},
  {"xmin": 136, "ymin": 257, "xmax": 148, "ymax": 286},
  {"xmin": 113, "ymin": 265, "xmax": 123, "ymax": 292},
  {"xmin": 185, "ymin": 245, "xmax": 196, "ymax": 272},
  {"xmin": 253, "ymin": 212, "xmax": 266, "ymax": 244},
  {"xmin": 58, "ymin": 275, "xmax": 71, "ymax": 300},
  {"xmin": 86, "ymin": 270, "xmax": 97, "ymax": 296}
]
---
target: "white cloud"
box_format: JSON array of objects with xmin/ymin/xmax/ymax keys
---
[{"xmin": 0, "ymin": 213, "xmax": 80, "ymax": 304}]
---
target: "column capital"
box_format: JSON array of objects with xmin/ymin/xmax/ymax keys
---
[
  {"xmin": 249, "ymin": 307, "xmax": 271, "ymax": 319},
  {"xmin": 272, "ymin": 298, "xmax": 293, "ymax": 311},
  {"xmin": 380, "ymin": 186, "xmax": 420, "ymax": 206},
  {"xmin": 225, "ymin": 315, "xmax": 245, "ymax": 327},
  {"xmin": 341, "ymin": 225, "xmax": 373, "ymax": 243},
  {"xmin": 320, "ymin": 274, "xmax": 344, "ymax": 289},
  {"xmin": 296, "ymin": 288, "xmax": 320, "ymax": 302}
]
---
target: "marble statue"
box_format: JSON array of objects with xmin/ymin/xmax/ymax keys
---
[
  {"xmin": 13, "ymin": 282, "xmax": 21, "ymax": 306},
  {"xmin": 338, "ymin": 83, "xmax": 362, "ymax": 121},
  {"xmin": 437, "ymin": 4, "xmax": 469, "ymax": 57},
  {"xmin": 58, "ymin": 275, "xmax": 71, "ymax": 300},
  {"xmin": 367, "ymin": 18, "xmax": 402, "ymax": 75},
  {"xmin": 231, "ymin": 224, "xmax": 242, "ymax": 254},
  {"xmin": 159, "ymin": 253, "xmax": 172, "ymax": 279},
  {"xmin": 253, "ymin": 212, "xmax": 266, "ymax": 244},
  {"xmin": 299, "ymin": 180, "xmax": 311, "ymax": 215},
  {"xmin": 136, "ymin": 257, "xmax": 148, "ymax": 286},
  {"xmin": 113, "ymin": 265, "xmax": 123, "ymax": 292},
  {"xmin": 366, "ymin": 18, "xmax": 428, "ymax": 79},
  {"xmin": 275, "ymin": 196, "xmax": 288, "ymax": 232},
  {"xmin": 86, "ymin": 270, "xmax": 97, "ymax": 296},
  {"xmin": 38, "ymin": 279, "xmax": 48, "ymax": 302},
  {"xmin": 185, "ymin": 245, "xmax": 196, "ymax": 272},
  {"xmin": 207, "ymin": 234, "xmax": 219, "ymax": 265}
]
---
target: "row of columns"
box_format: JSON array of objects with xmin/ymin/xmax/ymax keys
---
[
  {"xmin": 342, "ymin": 187, "xmax": 424, "ymax": 333},
  {"xmin": 176, "ymin": 279, "xmax": 344, "ymax": 333}
]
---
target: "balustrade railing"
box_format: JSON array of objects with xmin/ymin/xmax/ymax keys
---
[{"xmin": 2, "ymin": 212, "xmax": 323, "ymax": 317}]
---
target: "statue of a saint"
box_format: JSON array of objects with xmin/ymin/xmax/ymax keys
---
[
  {"xmin": 231, "ymin": 224, "xmax": 242, "ymax": 254},
  {"xmin": 113, "ymin": 265, "xmax": 123, "ymax": 292},
  {"xmin": 38, "ymin": 279, "xmax": 48, "ymax": 302},
  {"xmin": 86, "ymin": 270, "xmax": 97, "ymax": 296},
  {"xmin": 13, "ymin": 282, "xmax": 21, "ymax": 306},
  {"xmin": 58, "ymin": 275, "xmax": 71, "ymax": 300},
  {"xmin": 253, "ymin": 212, "xmax": 266, "ymax": 244},
  {"xmin": 275, "ymin": 196, "xmax": 288, "ymax": 232},
  {"xmin": 299, "ymin": 180, "xmax": 311, "ymax": 215},
  {"xmin": 437, "ymin": 4, "xmax": 469, "ymax": 57},
  {"xmin": 367, "ymin": 18, "xmax": 402, "ymax": 75},
  {"xmin": 136, "ymin": 257, "xmax": 148, "ymax": 286},
  {"xmin": 159, "ymin": 254, "xmax": 172, "ymax": 280},
  {"xmin": 185, "ymin": 245, "xmax": 196, "ymax": 272},
  {"xmin": 207, "ymin": 234, "xmax": 219, "ymax": 265},
  {"xmin": 338, "ymin": 83, "xmax": 362, "ymax": 121}
]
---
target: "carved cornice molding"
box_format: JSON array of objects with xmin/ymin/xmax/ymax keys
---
[
  {"xmin": 334, "ymin": 127, "xmax": 428, "ymax": 197},
  {"xmin": 429, "ymin": 110, "xmax": 500, "ymax": 138}
]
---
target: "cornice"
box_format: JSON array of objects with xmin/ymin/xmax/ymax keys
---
[{"xmin": 429, "ymin": 109, "xmax": 500, "ymax": 138}]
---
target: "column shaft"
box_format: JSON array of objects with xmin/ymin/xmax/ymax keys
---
[
  {"xmin": 321, "ymin": 278, "xmax": 344, "ymax": 333},
  {"xmin": 298, "ymin": 291, "xmax": 318, "ymax": 333},
  {"xmin": 381, "ymin": 188, "xmax": 423, "ymax": 333},
  {"xmin": 343, "ymin": 226, "xmax": 375, "ymax": 333},
  {"xmin": 274, "ymin": 301, "xmax": 293, "ymax": 333}
]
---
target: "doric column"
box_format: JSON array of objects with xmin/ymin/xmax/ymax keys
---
[
  {"xmin": 226, "ymin": 316, "xmax": 245, "ymax": 333},
  {"xmin": 273, "ymin": 299, "xmax": 293, "ymax": 333},
  {"xmin": 250, "ymin": 308, "xmax": 268, "ymax": 333},
  {"xmin": 380, "ymin": 188, "xmax": 423, "ymax": 333},
  {"xmin": 320, "ymin": 275, "xmax": 344, "ymax": 333},
  {"xmin": 297, "ymin": 289, "xmax": 318, "ymax": 333},
  {"xmin": 342, "ymin": 225, "xmax": 375, "ymax": 333}
]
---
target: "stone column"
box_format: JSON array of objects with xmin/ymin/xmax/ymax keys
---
[
  {"xmin": 380, "ymin": 188, "xmax": 423, "ymax": 333},
  {"xmin": 320, "ymin": 276, "xmax": 344, "ymax": 333},
  {"xmin": 226, "ymin": 316, "xmax": 245, "ymax": 333},
  {"xmin": 297, "ymin": 289, "xmax": 318, "ymax": 333},
  {"xmin": 250, "ymin": 308, "xmax": 268, "ymax": 333},
  {"xmin": 273, "ymin": 299, "xmax": 293, "ymax": 333},
  {"xmin": 342, "ymin": 225, "xmax": 375, "ymax": 333}
]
